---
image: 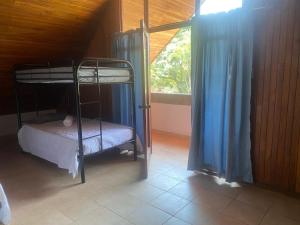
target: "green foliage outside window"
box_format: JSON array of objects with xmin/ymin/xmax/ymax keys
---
[{"xmin": 151, "ymin": 27, "xmax": 191, "ymax": 94}]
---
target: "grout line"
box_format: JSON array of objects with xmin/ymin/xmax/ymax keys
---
[
  {"xmin": 257, "ymin": 206, "xmax": 271, "ymax": 225},
  {"xmin": 93, "ymin": 199, "xmax": 135, "ymax": 225},
  {"xmin": 162, "ymin": 216, "xmax": 174, "ymax": 225},
  {"xmin": 149, "ymin": 193, "xmax": 192, "ymax": 217}
]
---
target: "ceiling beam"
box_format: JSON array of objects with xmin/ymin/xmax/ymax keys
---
[
  {"xmin": 149, "ymin": 20, "xmax": 191, "ymax": 33},
  {"xmin": 144, "ymin": 0, "xmax": 149, "ymax": 29}
]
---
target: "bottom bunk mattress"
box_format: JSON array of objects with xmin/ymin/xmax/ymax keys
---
[{"xmin": 18, "ymin": 119, "xmax": 134, "ymax": 177}]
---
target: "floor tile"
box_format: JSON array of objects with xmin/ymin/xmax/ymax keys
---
[
  {"xmin": 93, "ymin": 186, "xmax": 127, "ymax": 203},
  {"xmin": 151, "ymin": 192, "xmax": 190, "ymax": 215},
  {"xmin": 147, "ymin": 174, "xmax": 182, "ymax": 191},
  {"xmin": 164, "ymin": 217, "xmax": 191, "ymax": 225},
  {"xmin": 14, "ymin": 207, "xmax": 74, "ymax": 225},
  {"xmin": 208, "ymin": 177, "xmax": 242, "ymax": 198},
  {"xmin": 207, "ymin": 214, "xmax": 249, "ymax": 225},
  {"xmin": 236, "ymin": 186, "xmax": 276, "ymax": 210},
  {"xmin": 75, "ymin": 205, "xmax": 132, "ymax": 225},
  {"xmin": 185, "ymin": 173, "xmax": 217, "ymax": 190},
  {"xmin": 149, "ymin": 159, "xmax": 175, "ymax": 174},
  {"xmin": 192, "ymin": 188, "xmax": 233, "ymax": 211},
  {"xmin": 169, "ymin": 181, "xmax": 203, "ymax": 200},
  {"xmin": 260, "ymin": 210, "xmax": 300, "ymax": 225},
  {"xmin": 126, "ymin": 181, "xmax": 165, "ymax": 202},
  {"xmin": 126, "ymin": 204, "xmax": 172, "ymax": 225},
  {"xmin": 175, "ymin": 202, "xmax": 219, "ymax": 225},
  {"xmin": 222, "ymin": 200, "xmax": 266, "ymax": 225},
  {"xmin": 185, "ymin": 173, "xmax": 241, "ymax": 200},
  {"xmin": 56, "ymin": 196, "xmax": 100, "ymax": 220},
  {"xmin": 160, "ymin": 167, "xmax": 196, "ymax": 181},
  {"xmin": 267, "ymin": 200, "xmax": 300, "ymax": 223},
  {"xmin": 97, "ymin": 192, "xmax": 147, "ymax": 217}
]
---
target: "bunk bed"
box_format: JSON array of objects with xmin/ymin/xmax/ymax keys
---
[{"xmin": 14, "ymin": 58, "xmax": 137, "ymax": 183}]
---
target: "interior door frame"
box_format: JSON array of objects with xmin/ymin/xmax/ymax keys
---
[
  {"xmin": 140, "ymin": 0, "xmax": 201, "ymax": 177},
  {"xmin": 139, "ymin": 20, "xmax": 152, "ymax": 178}
]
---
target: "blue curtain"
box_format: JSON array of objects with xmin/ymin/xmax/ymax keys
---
[
  {"xmin": 188, "ymin": 9, "xmax": 253, "ymax": 183},
  {"xmin": 112, "ymin": 31, "xmax": 145, "ymax": 145}
]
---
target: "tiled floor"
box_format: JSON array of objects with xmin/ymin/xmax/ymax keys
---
[{"xmin": 1, "ymin": 132, "xmax": 300, "ymax": 225}]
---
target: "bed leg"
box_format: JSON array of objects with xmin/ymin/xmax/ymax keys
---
[
  {"xmin": 79, "ymin": 157, "xmax": 85, "ymax": 183},
  {"xmin": 80, "ymin": 166, "xmax": 86, "ymax": 183},
  {"xmin": 134, "ymin": 142, "xmax": 137, "ymax": 161}
]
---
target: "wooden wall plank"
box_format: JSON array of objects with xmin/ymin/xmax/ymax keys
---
[
  {"xmin": 252, "ymin": 0, "xmax": 300, "ymax": 192},
  {"xmin": 268, "ymin": 4, "xmax": 287, "ymax": 189},
  {"xmin": 280, "ymin": 1, "xmax": 298, "ymax": 191},
  {"xmin": 259, "ymin": 9, "xmax": 274, "ymax": 183},
  {"xmin": 291, "ymin": 2, "xmax": 300, "ymax": 192},
  {"xmin": 273, "ymin": 1, "xmax": 295, "ymax": 190},
  {"xmin": 85, "ymin": 0, "xmax": 122, "ymax": 120},
  {"xmin": 252, "ymin": 11, "xmax": 268, "ymax": 182},
  {"xmin": 264, "ymin": 9, "xmax": 281, "ymax": 184}
]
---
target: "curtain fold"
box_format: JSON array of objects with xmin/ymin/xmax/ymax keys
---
[
  {"xmin": 112, "ymin": 31, "xmax": 145, "ymax": 145},
  {"xmin": 188, "ymin": 9, "xmax": 253, "ymax": 183}
]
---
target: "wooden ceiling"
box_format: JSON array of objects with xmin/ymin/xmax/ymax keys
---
[
  {"xmin": 122, "ymin": 0, "xmax": 195, "ymax": 61},
  {"xmin": 0, "ymin": 0, "xmax": 108, "ymax": 114},
  {"xmin": 0, "ymin": 0, "xmax": 108, "ymax": 67},
  {"xmin": 148, "ymin": 0, "xmax": 195, "ymax": 27}
]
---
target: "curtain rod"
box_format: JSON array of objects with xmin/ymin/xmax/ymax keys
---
[
  {"xmin": 113, "ymin": 28, "xmax": 142, "ymax": 37},
  {"xmin": 115, "ymin": 6, "xmax": 272, "ymax": 36},
  {"xmin": 148, "ymin": 6, "xmax": 272, "ymax": 34},
  {"xmin": 252, "ymin": 6, "xmax": 273, "ymax": 11},
  {"xmin": 149, "ymin": 20, "xmax": 191, "ymax": 33}
]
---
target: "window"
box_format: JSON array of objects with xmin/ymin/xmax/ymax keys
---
[
  {"xmin": 151, "ymin": 28, "xmax": 191, "ymax": 95},
  {"xmin": 151, "ymin": 0, "xmax": 243, "ymax": 95},
  {"xmin": 200, "ymin": 0, "xmax": 243, "ymax": 15}
]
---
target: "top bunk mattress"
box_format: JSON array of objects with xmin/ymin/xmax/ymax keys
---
[{"xmin": 15, "ymin": 66, "xmax": 131, "ymax": 84}]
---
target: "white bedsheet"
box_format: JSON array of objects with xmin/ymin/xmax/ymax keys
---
[
  {"xmin": 0, "ymin": 184, "xmax": 11, "ymax": 225},
  {"xmin": 18, "ymin": 119, "xmax": 133, "ymax": 177}
]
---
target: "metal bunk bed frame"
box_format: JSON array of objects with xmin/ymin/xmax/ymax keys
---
[{"xmin": 14, "ymin": 58, "xmax": 137, "ymax": 184}]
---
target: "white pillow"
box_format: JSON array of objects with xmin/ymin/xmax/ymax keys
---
[{"xmin": 63, "ymin": 115, "xmax": 74, "ymax": 127}]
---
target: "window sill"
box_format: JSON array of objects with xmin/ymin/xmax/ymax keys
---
[{"xmin": 151, "ymin": 93, "xmax": 191, "ymax": 105}]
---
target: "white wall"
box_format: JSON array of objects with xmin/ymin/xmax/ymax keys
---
[
  {"xmin": 0, "ymin": 110, "xmax": 55, "ymax": 136},
  {"xmin": 151, "ymin": 103, "xmax": 191, "ymax": 136},
  {"xmin": 0, "ymin": 105, "xmax": 192, "ymax": 137}
]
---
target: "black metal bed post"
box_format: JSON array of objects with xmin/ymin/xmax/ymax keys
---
[
  {"xmin": 124, "ymin": 35, "xmax": 137, "ymax": 161},
  {"xmin": 130, "ymin": 64, "xmax": 137, "ymax": 161},
  {"xmin": 73, "ymin": 61, "xmax": 85, "ymax": 184},
  {"xmin": 34, "ymin": 86, "xmax": 40, "ymax": 117},
  {"xmin": 96, "ymin": 59, "xmax": 103, "ymax": 152},
  {"xmin": 14, "ymin": 68, "xmax": 22, "ymax": 130}
]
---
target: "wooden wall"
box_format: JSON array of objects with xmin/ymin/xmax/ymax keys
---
[
  {"xmin": 86, "ymin": 0, "xmax": 122, "ymax": 58},
  {"xmin": 85, "ymin": 0, "xmax": 122, "ymax": 120},
  {"xmin": 251, "ymin": 0, "xmax": 300, "ymax": 192},
  {"xmin": 0, "ymin": 0, "xmax": 108, "ymax": 115}
]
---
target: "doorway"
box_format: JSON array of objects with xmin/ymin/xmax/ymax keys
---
[{"xmin": 149, "ymin": 27, "xmax": 192, "ymax": 163}]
